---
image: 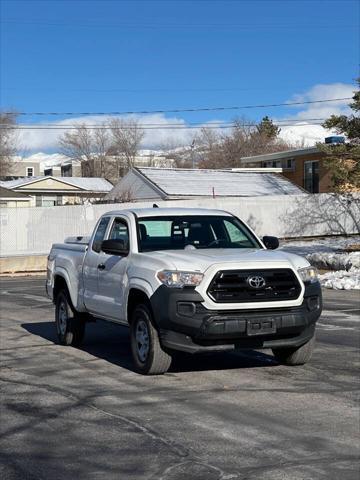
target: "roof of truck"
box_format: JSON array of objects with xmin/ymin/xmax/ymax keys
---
[{"xmin": 103, "ymin": 207, "xmax": 233, "ymax": 218}]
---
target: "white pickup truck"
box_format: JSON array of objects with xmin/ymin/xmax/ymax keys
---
[{"xmin": 46, "ymin": 207, "xmax": 322, "ymax": 374}]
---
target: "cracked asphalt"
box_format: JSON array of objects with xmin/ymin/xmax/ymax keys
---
[{"xmin": 0, "ymin": 276, "xmax": 359, "ymax": 480}]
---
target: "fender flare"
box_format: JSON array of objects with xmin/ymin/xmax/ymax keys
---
[
  {"xmin": 53, "ymin": 267, "xmax": 78, "ymax": 309},
  {"xmin": 125, "ymin": 278, "xmax": 156, "ymax": 321}
]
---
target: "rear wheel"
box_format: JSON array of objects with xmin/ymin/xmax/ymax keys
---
[
  {"xmin": 55, "ymin": 290, "xmax": 85, "ymax": 346},
  {"xmin": 272, "ymin": 335, "xmax": 315, "ymax": 365},
  {"xmin": 130, "ymin": 303, "xmax": 172, "ymax": 375}
]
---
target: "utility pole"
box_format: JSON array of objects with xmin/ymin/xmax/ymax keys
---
[{"xmin": 190, "ymin": 139, "xmax": 196, "ymax": 169}]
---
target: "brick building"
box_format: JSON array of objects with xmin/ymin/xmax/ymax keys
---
[{"xmin": 241, "ymin": 146, "xmax": 330, "ymax": 193}]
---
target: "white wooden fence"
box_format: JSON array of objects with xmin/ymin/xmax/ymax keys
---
[{"xmin": 1, "ymin": 194, "xmax": 359, "ymax": 257}]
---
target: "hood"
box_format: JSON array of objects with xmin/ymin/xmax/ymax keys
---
[{"xmin": 141, "ymin": 248, "xmax": 309, "ymax": 272}]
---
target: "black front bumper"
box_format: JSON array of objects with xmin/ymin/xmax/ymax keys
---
[{"xmin": 150, "ymin": 283, "xmax": 322, "ymax": 353}]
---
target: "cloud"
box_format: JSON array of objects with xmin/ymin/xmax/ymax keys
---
[
  {"xmin": 277, "ymin": 82, "xmax": 355, "ymax": 146},
  {"xmin": 289, "ymin": 82, "xmax": 354, "ymax": 119},
  {"xmin": 18, "ymin": 113, "xmax": 209, "ymax": 153},
  {"xmin": 17, "ymin": 82, "xmax": 356, "ymax": 153}
]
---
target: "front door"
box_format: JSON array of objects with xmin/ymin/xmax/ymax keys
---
[
  {"xmin": 83, "ymin": 216, "xmax": 111, "ymax": 313},
  {"xmin": 96, "ymin": 217, "xmax": 130, "ymax": 322}
]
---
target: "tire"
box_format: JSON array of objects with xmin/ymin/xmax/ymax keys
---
[
  {"xmin": 55, "ymin": 290, "xmax": 85, "ymax": 346},
  {"xmin": 130, "ymin": 303, "xmax": 172, "ymax": 375},
  {"xmin": 272, "ymin": 335, "xmax": 315, "ymax": 366}
]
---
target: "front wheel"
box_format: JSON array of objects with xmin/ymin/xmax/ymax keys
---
[
  {"xmin": 272, "ymin": 335, "xmax": 315, "ymax": 366},
  {"xmin": 55, "ymin": 290, "xmax": 85, "ymax": 346},
  {"xmin": 130, "ymin": 304, "xmax": 172, "ymax": 375}
]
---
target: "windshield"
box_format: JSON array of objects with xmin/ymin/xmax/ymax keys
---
[{"xmin": 137, "ymin": 215, "xmax": 261, "ymax": 252}]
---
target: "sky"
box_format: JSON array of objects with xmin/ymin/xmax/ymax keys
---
[{"xmin": 0, "ymin": 0, "xmax": 359, "ymax": 154}]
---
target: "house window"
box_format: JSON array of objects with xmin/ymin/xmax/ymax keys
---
[
  {"xmin": 26, "ymin": 167, "xmax": 34, "ymax": 177},
  {"xmin": 35, "ymin": 195, "xmax": 63, "ymax": 207},
  {"xmin": 262, "ymin": 160, "xmax": 281, "ymax": 168},
  {"xmin": 304, "ymin": 161, "xmax": 319, "ymax": 193},
  {"xmin": 61, "ymin": 164, "xmax": 72, "ymax": 177},
  {"xmin": 42, "ymin": 196, "xmax": 57, "ymax": 207},
  {"xmin": 44, "ymin": 168, "xmax": 53, "ymax": 176},
  {"xmin": 283, "ymin": 159, "xmax": 295, "ymax": 171}
]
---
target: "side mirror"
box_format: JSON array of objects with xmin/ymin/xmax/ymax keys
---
[
  {"xmin": 262, "ymin": 236, "xmax": 279, "ymax": 250},
  {"xmin": 101, "ymin": 239, "xmax": 129, "ymax": 256}
]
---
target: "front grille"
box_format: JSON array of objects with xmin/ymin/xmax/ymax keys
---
[{"xmin": 207, "ymin": 269, "xmax": 302, "ymax": 303}]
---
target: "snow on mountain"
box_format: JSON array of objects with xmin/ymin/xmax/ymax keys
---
[
  {"xmin": 279, "ymin": 123, "xmax": 336, "ymax": 147},
  {"xmin": 15, "ymin": 152, "xmax": 71, "ymax": 167}
]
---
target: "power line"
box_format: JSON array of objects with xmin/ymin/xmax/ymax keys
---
[
  {"xmin": 2, "ymin": 20, "xmax": 357, "ymax": 29},
  {"xmin": 2, "ymin": 98, "xmax": 352, "ymax": 117},
  {"xmin": 0, "ymin": 122, "xmax": 326, "ymax": 131},
  {"xmin": 0, "ymin": 118, "xmax": 327, "ymax": 128}
]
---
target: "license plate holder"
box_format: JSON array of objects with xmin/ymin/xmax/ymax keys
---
[{"xmin": 247, "ymin": 318, "xmax": 276, "ymax": 336}]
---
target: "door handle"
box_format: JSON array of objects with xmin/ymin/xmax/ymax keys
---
[{"xmin": 97, "ymin": 263, "xmax": 106, "ymax": 270}]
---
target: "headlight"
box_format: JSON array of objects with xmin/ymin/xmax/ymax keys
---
[
  {"xmin": 157, "ymin": 270, "xmax": 204, "ymax": 288},
  {"xmin": 298, "ymin": 266, "xmax": 318, "ymax": 284}
]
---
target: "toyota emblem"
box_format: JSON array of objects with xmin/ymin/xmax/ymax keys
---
[{"xmin": 247, "ymin": 275, "xmax": 266, "ymax": 289}]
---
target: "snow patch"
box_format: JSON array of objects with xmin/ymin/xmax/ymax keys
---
[
  {"xmin": 281, "ymin": 236, "xmax": 360, "ymax": 272},
  {"xmin": 281, "ymin": 236, "xmax": 360, "ymax": 290},
  {"xmin": 319, "ymin": 269, "xmax": 360, "ymax": 290}
]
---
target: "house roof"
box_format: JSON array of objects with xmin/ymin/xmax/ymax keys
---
[
  {"xmin": 129, "ymin": 167, "xmax": 304, "ymax": 197},
  {"xmin": 0, "ymin": 186, "xmax": 31, "ymax": 200},
  {"xmin": 241, "ymin": 146, "xmax": 320, "ymax": 164},
  {"xmin": 0, "ymin": 176, "xmax": 113, "ymax": 192}
]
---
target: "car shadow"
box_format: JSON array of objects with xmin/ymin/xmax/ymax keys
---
[{"xmin": 22, "ymin": 320, "xmax": 279, "ymax": 374}]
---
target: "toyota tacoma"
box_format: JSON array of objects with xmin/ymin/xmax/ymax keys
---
[{"xmin": 46, "ymin": 207, "xmax": 322, "ymax": 374}]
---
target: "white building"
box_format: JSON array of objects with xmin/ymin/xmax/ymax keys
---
[
  {"xmin": 0, "ymin": 176, "xmax": 113, "ymax": 207},
  {"xmin": 105, "ymin": 167, "xmax": 304, "ymax": 202}
]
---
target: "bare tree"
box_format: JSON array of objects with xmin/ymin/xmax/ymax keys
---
[
  {"xmin": 94, "ymin": 187, "xmax": 134, "ymax": 204},
  {"xmin": 110, "ymin": 119, "xmax": 145, "ymax": 177},
  {"xmin": 196, "ymin": 117, "xmax": 297, "ymax": 169},
  {"xmin": 0, "ymin": 111, "xmax": 18, "ymax": 177},
  {"xmin": 156, "ymin": 139, "xmax": 191, "ymax": 168},
  {"xmin": 59, "ymin": 123, "xmax": 113, "ymax": 177}
]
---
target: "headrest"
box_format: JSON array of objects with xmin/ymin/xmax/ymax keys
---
[{"xmin": 139, "ymin": 224, "xmax": 148, "ymax": 240}]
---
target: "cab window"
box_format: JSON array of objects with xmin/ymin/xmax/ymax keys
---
[
  {"xmin": 224, "ymin": 220, "xmax": 250, "ymax": 244},
  {"xmin": 108, "ymin": 218, "xmax": 129, "ymax": 248},
  {"xmin": 92, "ymin": 217, "xmax": 110, "ymax": 253}
]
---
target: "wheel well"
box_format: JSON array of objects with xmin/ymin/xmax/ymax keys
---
[
  {"xmin": 53, "ymin": 275, "xmax": 68, "ymax": 302},
  {"xmin": 127, "ymin": 289, "xmax": 151, "ymax": 324}
]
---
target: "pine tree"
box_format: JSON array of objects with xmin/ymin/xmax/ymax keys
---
[
  {"xmin": 256, "ymin": 116, "xmax": 281, "ymax": 140},
  {"xmin": 317, "ymin": 79, "xmax": 360, "ymax": 192}
]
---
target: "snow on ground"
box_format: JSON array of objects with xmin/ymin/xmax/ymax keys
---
[
  {"xmin": 318, "ymin": 269, "xmax": 360, "ymax": 290},
  {"xmin": 280, "ymin": 236, "xmax": 360, "ymax": 290}
]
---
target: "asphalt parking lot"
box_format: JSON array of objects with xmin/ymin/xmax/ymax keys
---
[{"xmin": 0, "ymin": 276, "xmax": 359, "ymax": 480}]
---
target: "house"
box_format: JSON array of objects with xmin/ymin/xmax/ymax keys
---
[
  {"xmin": 105, "ymin": 167, "xmax": 304, "ymax": 202},
  {"xmin": 9, "ymin": 160, "xmax": 41, "ymax": 178},
  {"xmin": 0, "ymin": 186, "xmax": 31, "ymax": 208},
  {"xmin": 240, "ymin": 138, "xmax": 346, "ymax": 193},
  {"xmin": 0, "ymin": 176, "xmax": 113, "ymax": 207},
  {"xmin": 8, "ymin": 154, "xmax": 82, "ymax": 179},
  {"xmin": 43, "ymin": 160, "xmax": 82, "ymax": 177},
  {"xmin": 7, "ymin": 152, "xmax": 173, "ymax": 183}
]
